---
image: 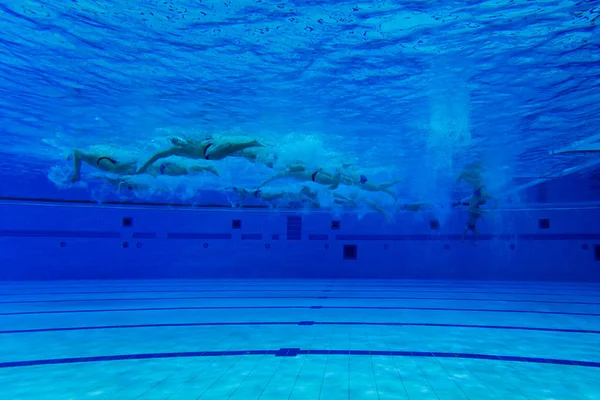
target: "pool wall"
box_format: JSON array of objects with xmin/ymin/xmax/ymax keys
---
[{"xmin": 1, "ymin": 202, "xmax": 598, "ymax": 281}]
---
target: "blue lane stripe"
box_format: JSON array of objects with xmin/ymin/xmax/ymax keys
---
[
  {"xmin": 308, "ymin": 234, "xmax": 329, "ymax": 240},
  {"xmin": 1, "ymin": 349, "xmax": 598, "ymax": 369},
  {"xmin": 1, "ymin": 305, "xmax": 599, "ymax": 317},
  {"xmin": 132, "ymin": 232, "xmax": 157, "ymax": 239},
  {"xmin": 335, "ymin": 233, "xmax": 600, "ymax": 241},
  {"xmin": 166, "ymin": 233, "xmax": 232, "ymax": 240},
  {"xmin": 1, "ymin": 321, "xmax": 599, "ymax": 335},
  {"xmin": 3, "ymin": 288, "xmax": 599, "ymax": 297},
  {"xmin": 1, "ymin": 295, "xmax": 598, "ymax": 305},
  {"xmin": 241, "ymin": 234, "xmax": 262, "ymax": 240},
  {"xmin": 0, "ymin": 230, "xmax": 120, "ymax": 238}
]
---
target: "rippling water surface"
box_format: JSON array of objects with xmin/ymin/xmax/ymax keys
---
[{"xmin": 0, "ymin": 0, "xmax": 599, "ymax": 201}]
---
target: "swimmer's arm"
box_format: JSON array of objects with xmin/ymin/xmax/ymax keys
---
[
  {"xmin": 238, "ymin": 188, "xmax": 249, "ymax": 203},
  {"xmin": 137, "ymin": 149, "xmax": 178, "ymax": 174},
  {"xmin": 189, "ymin": 165, "xmax": 219, "ymax": 177},
  {"xmin": 456, "ymin": 173, "xmax": 464, "ymax": 184},
  {"xmin": 287, "ymin": 164, "xmax": 305, "ymax": 173},
  {"xmin": 485, "ymin": 193, "xmax": 499, "ymax": 207},
  {"xmin": 258, "ymin": 172, "xmax": 286, "ymax": 188},
  {"xmin": 470, "ymin": 208, "xmax": 488, "ymax": 216},
  {"xmin": 103, "ymin": 177, "xmax": 121, "ymax": 187},
  {"xmin": 333, "ymin": 193, "xmax": 350, "ymax": 201}
]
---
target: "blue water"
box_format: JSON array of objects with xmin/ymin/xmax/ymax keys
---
[{"xmin": 1, "ymin": 1, "xmax": 599, "ymax": 206}]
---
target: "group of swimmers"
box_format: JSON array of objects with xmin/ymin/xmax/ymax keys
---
[
  {"xmin": 69, "ymin": 135, "xmax": 404, "ymax": 214},
  {"xmin": 67, "ymin": 134, "xmax": 500, "ymax": 244}
]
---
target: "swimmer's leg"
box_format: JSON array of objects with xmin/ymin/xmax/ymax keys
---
[
  {"xmin": 472, "ymin": 226, "xmax": 478, "ymax": 246},
  {"xmin": 379, "ymin": 179, "xmax": 402, "ymax": 190},
  {"xmin": 205, "ymin": 140, "xmax": 264, "ymax": 161},
  {"xmin": 70, "ymin": 150, "xmax": 83, "ymax": 183},
  {"xmin": 368, "ymin": 201, "xmax": 391, "ymax": 224},
  {"xmin": 328, "ymin": 170, "xmax": 342, "ymax": 190},
  {"xmin": 461, "ymin": 227, "xmax": 469, "ymax": 243},
  {"xmin": 287, "ymin": 164, "xmax": 306, "ymax": 173},
  {"xmin": 382, "ymin": 189, "xmax": 398, "ymax": 201}
]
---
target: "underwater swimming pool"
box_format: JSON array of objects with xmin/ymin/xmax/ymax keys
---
[
  {"xmin": 1, "ymin": 0, "xmax": 600, "ymax": 398},
  {"xmin": 1, "ymin": 280, "xmax": 599, "ymax": 399}
]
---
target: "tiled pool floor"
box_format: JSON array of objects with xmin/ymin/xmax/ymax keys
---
[{"xmin": 0, "ymin": 280, "xmax": 599, "ymax": 399}]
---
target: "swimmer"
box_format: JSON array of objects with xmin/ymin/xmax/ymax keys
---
[
  {"xmin": 69, "ymin": 149, "xmax": 137, "ymax": 183},
  {"xmin": 147, "ymin": 162, "xmax": 219, "ymax": 177},
  {"xmin": 339, "ymin": 169, "xmax": 401, "ymax": 200},
  {"xmin": 103, "ymin": 176, "xmax": 151, "ymax": 193},
  {"xmin": 258, "ymin": 164, "xmax": 342, "ymax": 190},
  {"xmin": 333, "ymin": 193, "xmax": 392, "ymax": 223},
  {"xmin": 231, "ymin": 186, "xmax": 320, "ymax": 207},
  {"xmin": 455, "ymin": 161, "xmax": 496, "ymax": 207},
  {"xmin": 552, "ymin": 145, "xmax": 600, "ymax": 155},
  {"xmin": 230, "ymin": 147, "xmax": 279, "ymax": 168},
  {"xmin": 456, "ymin": 160, "xmax": 485, "ymax": 190},
  {"xmin": 462, "ymin": 197, "xmax": 486, "ymax": 246},
  {"xmin": 399, "ymin": 202, "xmax": 434, "ymax": 212},
  {"xmin": 136, "ymin": 136, "xmax": 264, "ymax": 174}
]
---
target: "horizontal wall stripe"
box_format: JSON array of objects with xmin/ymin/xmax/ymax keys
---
[
  {"xmin": 166, "ymin": 233, "xmax": 232, "ymax": 240},
  {"xmin": 308, "ymin": 234, "xmax": 329, "ymax": 240},
  {"xmin": 1, "ymin": 305, "xmax": 599, "ymax": 317},
  {"xmin": 0, "ymin": 349, "xmax": 598, "ymax": 369},
  {"xmin": 1, "ymin": 232, "xmax": 598, "ymax": 241},
  {"xmin": 240, "ymin": 234, "xmax": 262, "ymax": 240},
  {"xmin": 1, "ymin": 295, "xmax": 599, "ymax": 306},
  {"xmin": 336, "ymin": 233, "xmax": 600, "ymax": 241},
  {"xmin": 0, "ymin": 230, "xmax": 120, "ymax": 238},
  {"xmin": 131, "ymin": 232, "xmax": 157, "ymax": 239},
  {"xmin": 1, "ymin": 321, "xmax": 599, "ymax": 335},
  {"xmin": 0, "ymin": 196, "xmax": 270, "ymax": 208}
]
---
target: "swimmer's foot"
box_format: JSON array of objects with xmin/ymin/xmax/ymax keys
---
[{"xmin": 250, "ymin": 140, "xmax": 264, "ymax": 148}]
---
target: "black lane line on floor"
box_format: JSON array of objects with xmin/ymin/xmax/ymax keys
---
[
  {"xmin": 1, "ymin": 349, "xmax": 598, "ymax": 369},
  {"xmin": 1, "ymin": 305, "xmax": 599, "ymax": 317},
  {"xmin": 1, "ymin": 321, "xmax": 599, "ymax": 335},
  {"xmin": 1, "ymin": 295, "xmax": 598, "ymax": 305}
]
